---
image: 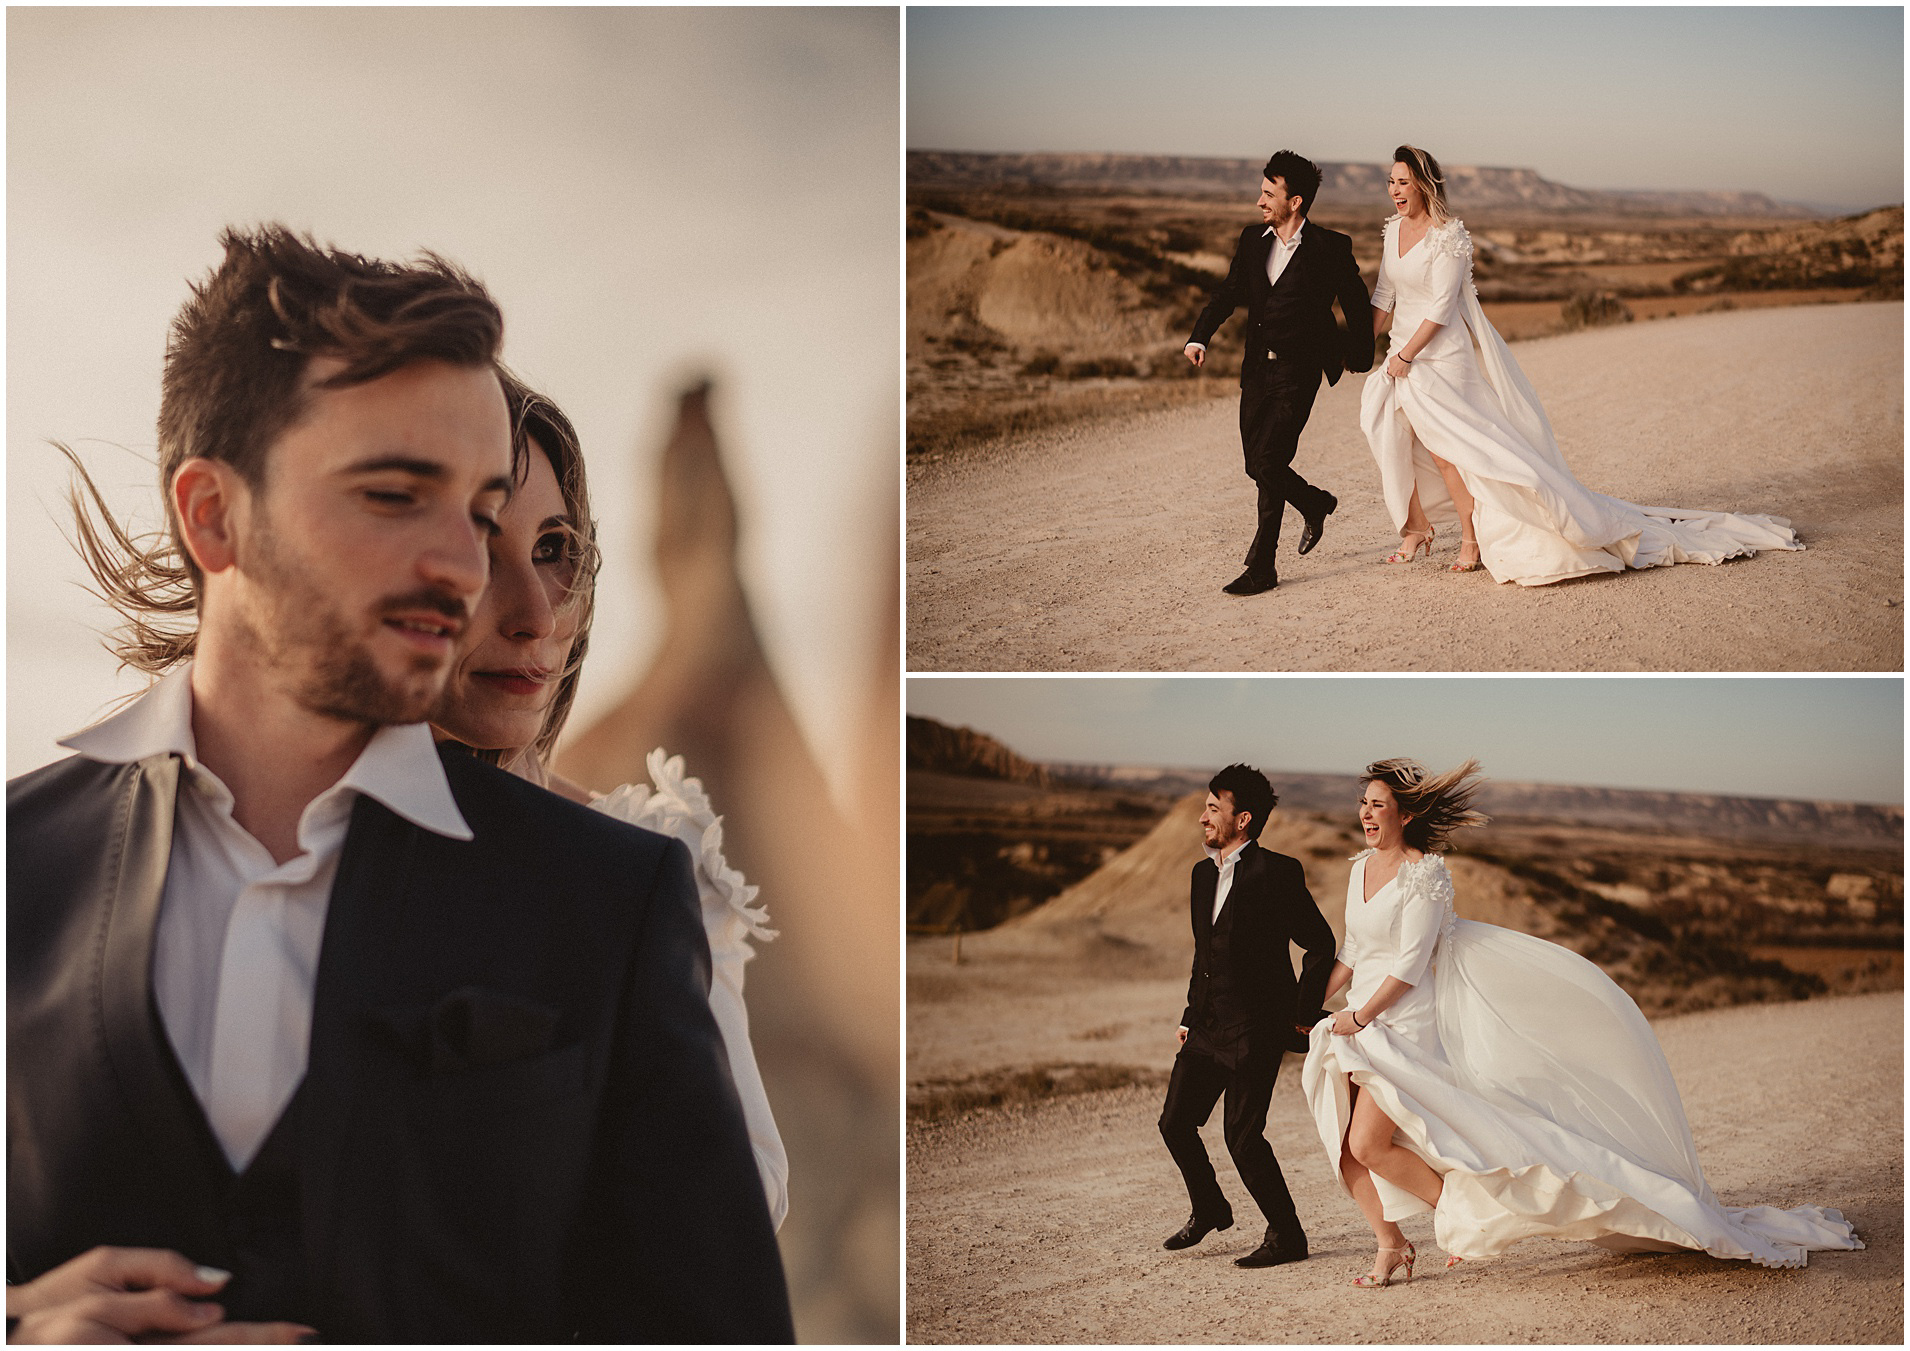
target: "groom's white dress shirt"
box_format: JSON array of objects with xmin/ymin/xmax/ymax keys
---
[
  {"xmin": 1207, "ymin": 837, "xmax": 1250, "ymax": 922},
  {"xmin": 1178, "ymin": 837, "xmax": 1252, "ymax": 1035},
  {"xmin": 60, "ymin": 663, "xmax": 472, "ymax": 1170},
  {"xmin": 1188, "ymin": 220, "xmax": 1306, "ymax": 355}
]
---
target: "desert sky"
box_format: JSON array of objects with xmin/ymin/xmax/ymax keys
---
[
  {"xmin": 7, "ymin": 7, "xmax": 898, "ymax": 782},
  {"xmin": 905, "ymin": 676, "xmax": 1904, "ymax": 805},
  {"xmin": 908, "ymin": 6, "xmax": 1903, "ymax": 212}
]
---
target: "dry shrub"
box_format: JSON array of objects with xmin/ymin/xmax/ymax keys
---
[{"xmin": 1560, "ymin": 290, "xmax": 1635, "ymax": 330}]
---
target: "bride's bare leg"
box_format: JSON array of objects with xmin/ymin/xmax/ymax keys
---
[
  {"xmin": 1402, "ymin": 485, "xmax": 1431, "ymax": 536},
  {"xmin": 1425, "ymin": 449, "xmax": 1479, "ymax": 565},
  {"xmin": 1386, "ymin": 486, "xmax": 1435, "ymax": 561},
  {"xmin": 1348, "ymin": 1083, "xmax": 1444, "ymax": 1208},
  {"xmin": 1341, "ymin": 1082, "xmax": 1408, "ymax": 1280}
]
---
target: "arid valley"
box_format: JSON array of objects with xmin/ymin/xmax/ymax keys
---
[
  {"xmin": 905, "ymin": 155, "xmax": 1904, "ymax": 672},
  {"xmin": 905, "ymin": 717, "xmax": 1904, "ymax": 1343}
]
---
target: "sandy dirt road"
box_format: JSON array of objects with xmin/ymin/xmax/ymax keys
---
[
  {"xmin": 905, "ymin": 990, "xmax": 1901, "ymax": 1344},
  {"xmin": 906, "ymin": 303, "xmax": 1902, "ymax": 671}
]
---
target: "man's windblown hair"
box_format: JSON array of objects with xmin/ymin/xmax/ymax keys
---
[{"xmin": 64, "ymin": 224, "xmax": 507, "ymax": 675}]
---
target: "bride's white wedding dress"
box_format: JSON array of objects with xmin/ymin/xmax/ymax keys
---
[
  {"xmin": 1363, "ymin": 216, "xmax": 1803, "ymax": 585},
  {"xmin": 592, "ymin": 749, "xmax": 789, "ymax": 1231},
  {"xmin": 1301, "ymin": 853, "xmax": 1862, "ymax": 1268}
]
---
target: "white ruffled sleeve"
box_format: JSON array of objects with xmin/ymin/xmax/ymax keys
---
[
  {"xmin": 591, "ymin": 749, "xmax": 789, "ymax": 1230},
  {"xmin": 1388, "ymin": 856, "xmax": 1452, "ymax": 987},
  {"xmin": 1370, "ymin": 220, "xmax": 1396, "ymax": 314},
  {"xmin": 1422, "ymin": 220, "xmax": 1473, "ymax": 328}
]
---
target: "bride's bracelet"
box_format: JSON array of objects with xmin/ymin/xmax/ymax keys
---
[{"xmin": 1351, "ymin": 1010, "xmax": 1367, "ymax": 1027}]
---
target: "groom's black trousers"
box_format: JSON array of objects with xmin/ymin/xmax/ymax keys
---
[
  {"xmin": 1238, "ymin": 352, "xmax": 1333, "ymax": 580},
  {"xmin": 1158, "ymin": 1042, "xmax": 1305, "ymax": 1241}
]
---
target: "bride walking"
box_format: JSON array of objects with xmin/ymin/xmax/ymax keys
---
[
  {"xmin": 1365, "ymin": 145, "xmax": 1803, "ymax": 583},
  {"xmin": 1301, "ymin": 758, "xmax": 1862, "ymax": 1286}
]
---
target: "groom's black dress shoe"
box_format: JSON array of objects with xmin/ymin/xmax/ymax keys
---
[
  {"xmin": 1162, "ymin": 1212, "xmax": 1234, "ymax": 1250},
  {"xmin": 1234, "ymin": 1233, "xmax": 1308, "ymax": 1268},
  {"xmin": 1222, "ymin": 570, "xmax": 1277, "ymax": 596},
  {"xmin": 1298, "ymin": 492, "xmax": 1338, "ymax": 556}
]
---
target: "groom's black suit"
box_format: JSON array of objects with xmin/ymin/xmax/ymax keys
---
[
  {"xmin": 7, "ymin": 744, "xmax": 793, "ymax": 1343},
  {"xmin": 1159, "ymin": 839, "xmax": 1336, "ymax": 1244},
  {"xmin": 1188, "ymin": 220, "xmax": 1372, "ymax": 581}
]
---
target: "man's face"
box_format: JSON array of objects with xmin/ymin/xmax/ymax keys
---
[
  {"xmin": 1200, "ymin": 790, "xmax": 1250, "ymax": 851},
  {"xmin": 1258, "ymin": 176, "xmax": 1300, "ymax": 228},
  {"xmin": 226, "ymin": 357, "xmax": 513, "ymax": 726}
]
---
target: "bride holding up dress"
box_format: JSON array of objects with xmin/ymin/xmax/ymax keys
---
[
  {"xmin": 1301, "ymin": 758, "xmax": 1862, "ymax": 1287},
  {"xmin": 1364, "ymin": 144, "xmax": 1803, "ymax": 584}
]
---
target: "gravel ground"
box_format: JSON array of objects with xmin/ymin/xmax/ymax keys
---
[
  {"xmin": 906, "ymin": 303, "xmax": 1903, "ymax": 671},
  {"xmin": 905, "ymin": 990, "xmax": 1902, "ymax": 1344}
]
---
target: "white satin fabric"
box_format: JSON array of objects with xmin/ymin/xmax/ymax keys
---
[
  {"xmin": 1361, "ymin": 217, "xmax": 1803, "ymax": 585},
  {"xmin": 1301, "ymin": 853, "xmax": 1863, "ymax": 1268}
]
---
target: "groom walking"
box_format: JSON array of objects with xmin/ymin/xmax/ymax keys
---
[
  {"xmin": 1185, "ymin": 151, "xmax": 1372, "ymax": 595},
  {"xmin": 1159, "ymin": 765, "xmax": 1335, "ymax": 1268}
]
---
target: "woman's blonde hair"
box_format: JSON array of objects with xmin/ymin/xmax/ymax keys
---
[
  {"xmin": 1362, "ymin": 757, "xmax": 1488, "ymax": 852},
  {"xmin": 1391, "ymin": 144, "xmax": 1453, "ymax": 226}
]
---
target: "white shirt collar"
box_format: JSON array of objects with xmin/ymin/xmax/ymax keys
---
[
  {"xmin": 1204, "ymin": 838, "xmax": 1252, "ymax": 869},
  {"xmin": 61, "ymin": 663, "xmax": 472, "ymax": 841},
  {"xmin": 1262, "ymin": 219, "xmax": 1306, "ymax": 247}
]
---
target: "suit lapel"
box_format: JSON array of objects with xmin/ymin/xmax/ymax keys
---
[
  {"xmin": 299, "ymin": 793, "xmax": 421, "ymax": 1285},
  {"xmin": 96, "ymin": 754, "xmax": 234, "ymax": 1248},
  {"xmin": 1192, "ymin": 858, "xmax": 1218, "ymax": 941}
]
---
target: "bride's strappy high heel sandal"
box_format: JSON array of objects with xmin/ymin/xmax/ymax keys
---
[
  {"xmin": 1448, "ymin": 537, "xmax": 1481, "ymax": 573},
  {"xmin": 1351, "ymin": 1240, "xmax": 1415, "ymax": 1288},
  {"xmin": 1385, "ymin": 529, "xmax": 1433, "ymax": 564}
]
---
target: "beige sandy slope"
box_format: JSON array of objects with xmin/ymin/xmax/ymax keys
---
[
  {"xmin": 905, "ymin": 990, "xmax": 1901, "ymax": 1344},
  {"xmin": 906, "ymin": 303, "xmax": 1903, "ymax": 671}
]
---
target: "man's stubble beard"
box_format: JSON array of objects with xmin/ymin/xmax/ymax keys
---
[{"xmin": 237, "ymin": 512, "xmax": 457, "ymax": 728}]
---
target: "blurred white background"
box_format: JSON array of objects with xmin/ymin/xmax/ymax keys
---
[{"xmin": 8, "ymin": 7, "xmax": 899, "ymax": 785}]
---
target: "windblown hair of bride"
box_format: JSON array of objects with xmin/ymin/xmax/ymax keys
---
[
  {"xmin": 1391, "ymin": 144, "xmax": 1453, "ymax": 226},
  {"xmin": 1362, "ymin": 757, "xmax": 1489, "ymax": 853},
  {"xmin": 60, "ymin": 223, "xmax": 507, "ymax": 677}
]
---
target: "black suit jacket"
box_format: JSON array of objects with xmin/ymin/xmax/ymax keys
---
[
  {"xmin": 7, "ymin": 745, "xmax": 793, "ymax": 1344},
  {"xmin": 1181, "ymin": 841, "xmax": 1337, "ymax": 1064},
  {"xmin": 1187, "ymin": 220, "xmax": 1373, "ymax": 386}
]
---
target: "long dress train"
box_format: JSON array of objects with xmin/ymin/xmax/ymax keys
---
[
  {"xmin": 1362, "ymin": 216, "xmax": 1803, "ymax": 585},
  {"xmin": 1300, "ymin": 853, "xmax": 1862, "ymax": 1269}
]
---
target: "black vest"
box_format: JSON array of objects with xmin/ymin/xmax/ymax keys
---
[
  {"xmin": 1187, "ymin": 891, "xmax": 1253, "ymax": 1065},
  {"xmin": 218, "ymin": 1087, "xmax": 311, "ymax": 1326}
]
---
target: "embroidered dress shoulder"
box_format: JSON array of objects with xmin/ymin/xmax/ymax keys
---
[{"xmin": 1426, "ymin": 219, "xmax": 1473, "ymax": 263}]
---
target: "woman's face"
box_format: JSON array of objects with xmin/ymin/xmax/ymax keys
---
[
  {"xmin": 1389, "ymin": 163, "xmax": 1423, "ymax": 216},
  {"xmin": 1359, "ymin": 780, "xmax": 1413, "ymax": 850},
  {"xmin": 431, "ymin": 445, "xmax": 580, "ymax": 754}
]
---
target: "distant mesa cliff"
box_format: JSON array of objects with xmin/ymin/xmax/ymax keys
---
[
  {"xmin": 907, "ymin": 151, "xmax": 1820, "ymax": 218},
  {"xmin": 908, "ymin": 714, "xmax": 1052, "ymax": 788}
]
